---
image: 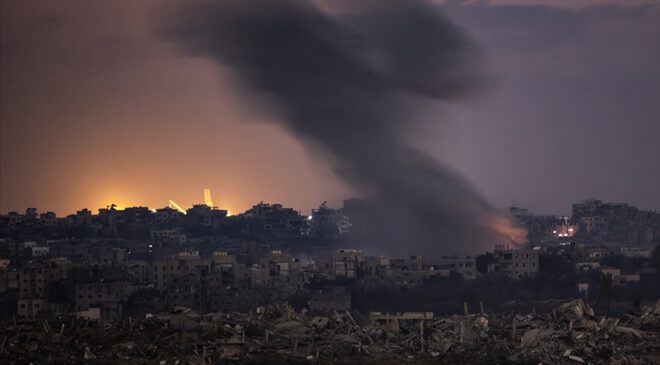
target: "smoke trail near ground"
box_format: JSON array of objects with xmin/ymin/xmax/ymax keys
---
[{"xmin": 160, "ymin": 0, "xmax": 527, "ymax": 254}]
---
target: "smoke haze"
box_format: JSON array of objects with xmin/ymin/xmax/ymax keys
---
[{"xmin": 161, "ymin": 0, "xmax": 526, "ymax": 255}]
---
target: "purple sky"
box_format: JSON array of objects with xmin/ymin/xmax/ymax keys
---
[{"xmin": 1, "ymin": 0, "xmax": 659, "ymax": 216}]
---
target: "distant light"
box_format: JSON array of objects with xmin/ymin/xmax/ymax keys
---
[
  {"xmin": 148, "ymin": 244, "xmax": 153, "ymax": 248},
  {"xmin": 204, "ymin": 188, "xmax": 214, "ymax": 208},
  {"xmin": 168, "ymin": 200, "xmax": 187, "ymax": 214},
  {"xmin": 307, "ymin": 215, "xmax": 313, "ymax": 220},
  {"xmin": 568, "ymin": 228, "xmax": 574, "ymax": 232},
  {"xmin": 553, "ymin": 230, "xmax": 557, "ymax": 234}
]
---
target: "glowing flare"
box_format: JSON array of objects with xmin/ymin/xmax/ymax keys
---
[
  {"xmin": 204, "ymin": 188, "xmax": 213, "ymax": 207},
  {"xmin": 168, "ymin": 200, "xmax": 187, "ymax": 214}
]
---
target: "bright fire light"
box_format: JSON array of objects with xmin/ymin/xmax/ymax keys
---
[
  {"xmin": 168, "ymin": 200, "xmax": 187, "ymax": 214},
  {"xmin": 486, "ymin": 214, "xmax": 528, "ymax": 248}
]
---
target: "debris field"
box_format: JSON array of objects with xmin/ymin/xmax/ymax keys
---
[{"xmin": 1, "ymin": 299, "xmax": 659, "ymax": 364}]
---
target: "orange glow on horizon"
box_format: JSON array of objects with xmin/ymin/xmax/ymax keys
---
[{"xmin": 91, "ymin": 193, "xmax": 144, "ymax": 213}]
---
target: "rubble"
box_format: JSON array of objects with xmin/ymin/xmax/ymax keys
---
[{"xmin": 0, "ymin": 299, "xmax": 659, "ymax": 364}]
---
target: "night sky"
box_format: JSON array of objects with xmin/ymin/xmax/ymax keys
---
[{"xmin": 2, "ymin": 0, "xmax": 659, "ymax": 217}]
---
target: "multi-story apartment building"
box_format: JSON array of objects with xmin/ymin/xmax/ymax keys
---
[
  {"xmin": 491, "ymin": 246, "xmax": 539, "ymax": 279},
  {"xmin": 332, "ymin": 249, "xmax": 365, "ymax": 279}
]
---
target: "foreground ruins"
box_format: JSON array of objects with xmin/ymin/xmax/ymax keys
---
[{"xmin": 1, "ymin": 299, "xmax": 659, "ymax": 364}]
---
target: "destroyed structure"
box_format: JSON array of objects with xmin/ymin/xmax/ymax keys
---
[
  {"xmin": 1, "ymin": 198, "xmax": 660, "ymax": 362},
  {"xmin": 1, "ymin": 299, "xmax": 659, "ymax": 364}
]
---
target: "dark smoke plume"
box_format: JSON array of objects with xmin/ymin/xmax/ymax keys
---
[{"xmin": 161, "ymin": 0, "xmax": 527, "ymax": 254}]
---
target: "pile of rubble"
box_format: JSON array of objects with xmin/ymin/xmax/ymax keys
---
[{"xmin": 1, "ymin": 299, "xmax": 659, "ymax": 364}]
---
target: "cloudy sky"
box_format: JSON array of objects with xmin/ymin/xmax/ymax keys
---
[{"xmin": 2, "ymin": 0, "xmax": 659, "ymax": 216}]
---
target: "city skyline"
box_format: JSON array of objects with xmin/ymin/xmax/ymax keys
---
[
  {"xmin": 2, "ymin": 2, "xmax": 660, "ymax": 360},
  {"xmin": 2, "ymin": 0, "xmax": 660, "ymax": 217}
]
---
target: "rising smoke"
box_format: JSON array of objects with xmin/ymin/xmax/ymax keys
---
[{"xmin": 160, "ymin": 0, "xmax": 527, "ymax": 255}]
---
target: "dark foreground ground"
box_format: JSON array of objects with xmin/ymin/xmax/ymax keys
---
[{"xmin": 1, "ymin": 299, "xmax": 659, "ymax": 364}]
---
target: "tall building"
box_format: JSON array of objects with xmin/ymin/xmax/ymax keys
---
[{"xmin": 310, "ymin": 202, "xmax": 351, "ymax": 239}]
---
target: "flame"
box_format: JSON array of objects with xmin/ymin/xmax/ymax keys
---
[{"xmin": 485, "ymin": 214, "xmax": 528, "ymax": 248}]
